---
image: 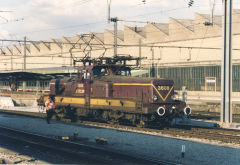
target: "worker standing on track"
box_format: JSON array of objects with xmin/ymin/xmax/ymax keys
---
[{"xmin": 45, "ymin": 96, "xmax": 58, "ymax": 124}]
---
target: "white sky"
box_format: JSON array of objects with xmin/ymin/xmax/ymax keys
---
[{"xmin": 0, "ymin": 0, "xmax": 239, "ymax": 42}]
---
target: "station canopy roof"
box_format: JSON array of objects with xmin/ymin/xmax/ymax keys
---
[{"xmin": 0, "ymin": 67, "xmax": 77, "ymax": 81}]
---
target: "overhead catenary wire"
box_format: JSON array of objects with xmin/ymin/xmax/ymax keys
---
[
  {"xmin": 0, "ymin": 1, "xmax": 238, "ymax": 61},
  {"xmin": 6, "ymin": 13, "xmax": 240, "ymax": 43},
  {"xmin": 9, "ymin": 21, "xmax": 106, "ymax": 36},
  {"xmin": 1, "ymin": 22, "xmax": 221, "ymax": 44},
  {"xmin": 1, "ymin": 42, "xmax": 240, "ymax": 65},
  {"xmin": 195, "ymin": 24, "xmax": 210, "ymax": 61},
  {"xmin": 3, "ymin": 0, "xmax": 238, "ymax": 44},
  {"xmin": 50, "ymin": 0, "xmax": 94, "ymax": 10},
  {"xmin": 0, "ymin": 1, "xmax": 239, "ymax": 74},
  {"xmin": 16, "ymin": 0, "xmax": 94, "ymax": 20},
  {"xmin": 0, "ymin": 38, "xmax": 231, "ymax": 50},
  {"xmin": 1, "ymin": 36, "xmax": 240, "ymax": 51},
  {"xmin": 5, "ymin": 16, "xmax": 240, "ymax": 44},
  {"xmin": 1, "ymin": 0, "xmax": 233, "ymax": 40},
  {"xmin": 0, "ymin": 16, "xmax": 238, "ymax": 51},
  {"xmin": 1, "ymin": 1, "xmax": 220, "ymax": 39},
  {"xmin": 0, "ymin": 39, "xmax": 232, "ymax": 62},
  {"xmin": 0, "ymin": 3, "xmax": 232, "ymax": 50}
]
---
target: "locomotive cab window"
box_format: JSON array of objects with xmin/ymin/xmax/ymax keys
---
[
  {"xmin": 121, "ymin": 70, "xmax": 131, "ymax": 76},
  {"xmin": 92, "ymin": 68, "xmax": 109, "ymax": 77},
  {"xmin": 101, "ymin": 68, "xmax": 109, "ymax": 76},
  {"xmin": 87, "ymin": 72, "xmax": 90, "ymax": 79},
  {"xmin": 83, "ymin": 70, "xmax": 91, "ymax": 80}
]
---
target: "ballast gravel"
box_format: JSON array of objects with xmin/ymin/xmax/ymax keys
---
[{"xmin": 0, "ymin": 113, "xmax": 239, "ymax": 165}]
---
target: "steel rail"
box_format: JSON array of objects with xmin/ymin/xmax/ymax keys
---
[
  {"xmin": 0, "ymin": 125, "xmax": 179, "ymax": 165},
  {"xmin": 0, "ymin": 126, "xmax": 111, "ymax": 164},
  {"xmin": 190, "ymin": 111, "xmax": 240, "ymax": 123},
  {"xmin": 0, "ymin": 109, "xmax": 239, "ymax": 144}
]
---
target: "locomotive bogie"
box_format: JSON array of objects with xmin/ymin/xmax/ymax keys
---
[{"xmin": 39, "ymin": 93, "xmax": 188, "ymax": 127}]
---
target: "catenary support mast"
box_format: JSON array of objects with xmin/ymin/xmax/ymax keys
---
[{"xmin": 221, "ymin": 0, "xmax": 233, "ymax": 125}]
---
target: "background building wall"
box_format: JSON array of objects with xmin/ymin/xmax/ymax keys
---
[{"xmin": 1, "ymin": 11, "xmax": 240, "ymax": 93}]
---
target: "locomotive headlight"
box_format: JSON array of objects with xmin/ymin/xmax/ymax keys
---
[
  {"xmin": 171, "ymin": 91, "xmax": 179, "ymax": 100},
  {"xmin": 153, "ymin": 95, "xmax": 158, "ymax": 101}
]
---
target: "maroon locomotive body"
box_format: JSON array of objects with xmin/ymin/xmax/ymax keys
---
[{"xmin": 39, "ymin": 57, "xmax": 191, "ymax": 127}]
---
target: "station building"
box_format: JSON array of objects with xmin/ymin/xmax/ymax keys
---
[{"xmin": 1, "ymin": 10, "xmax": 240, "ymax": 111}]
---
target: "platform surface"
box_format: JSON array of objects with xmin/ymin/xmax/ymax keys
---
[{"xmin": 0, "ymin": 113, "xmax": 239, "ymax": 165}]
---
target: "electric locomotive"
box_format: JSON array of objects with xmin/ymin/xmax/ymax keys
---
[{"xmin": 38, "ymin": 56, "xmax": 191, "ymax": 127}]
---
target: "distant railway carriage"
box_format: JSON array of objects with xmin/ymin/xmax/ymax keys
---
[
  {"xmin": 38, "ymin": 56, "xmax": 191, "ymax": 127},
  {"xmin": 0, "ymin": 80, "xmax": 50, "ymax": 93}
]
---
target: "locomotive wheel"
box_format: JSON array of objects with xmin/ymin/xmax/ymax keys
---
[
  {"xmin": 108, "ymin": 120, "xmax": 118, "ymax": 125},
  {"xmin": 56, "ymin": 115, "xmax": 61, "ymax": 121},
  {"xmin": 131, "ymin": 119, "xmax": 137, "ymax": 125},
  {"xmin": 102, "ymin": 111, "xmax": 109, "ymax": 121},
  {"xmin": 136, "ymin": 120, "xmax": 147, "ymax": 128}
]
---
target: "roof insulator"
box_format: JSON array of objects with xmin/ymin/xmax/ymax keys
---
[
  {"xmin": 204, "ymin": 21, "xmax": 213, "ymax": 26},
  {"xmin": 188, "ymin": 0, "xmax": 194, "ymax": 7}
]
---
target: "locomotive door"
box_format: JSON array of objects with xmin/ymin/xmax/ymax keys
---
[{"xmin": 84, "ymin": 74, "xmax": 91, "ymax": 109}]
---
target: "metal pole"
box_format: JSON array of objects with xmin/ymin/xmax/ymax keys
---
[
  {"xmin": 107, "ymin": 0, "xmax": 111, "ymax": 24},
  {"xmin": 209, "ymin": 0, "xmax": 216, "ymax": 25},
  {"xmin": 11, "ymin": 52, "xmax": 13, "ymax": 71},
  {"xmin": 113, "ymin": 18, "xmax": 118, "ymax": 56},
  {"xmin": 70, "ymin": 50, "xmax": 73, "ymax": 66},
  {"xmin": 149, "ymin": 65, "xmax": 151, "ymax": 78},
  {"xmin": 139, "ymin": 39, "xmax": 142, "ymax": 67},
  {"xmin": 151, "ymin": 47, "xmax": 155, "ymax": 77},
  {"xmin": 221, "ymin": 0, "xmax": 232, "ymax": 124},
  {"xmin": 24, "ymin": 36, "xmax": 26, "ymax": 70}
]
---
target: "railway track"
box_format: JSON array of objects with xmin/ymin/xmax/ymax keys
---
[
  {"xmin": 80, "ymin": 121, "xmax": 240, "ymax": 145},
  {"xmin": 161, "ymin": 127, "xmax": 240, "ymax": 144},
  {"xmin": 0, "ymin": 125, "xmax": 178, "ymax": 165},
  {"xmin": 191, "ymin": 111, "xmax": 240, "ymax": 123},
  {"xmin": 0, "ymin": 109, "xmax": 240, "ymax": 146}
]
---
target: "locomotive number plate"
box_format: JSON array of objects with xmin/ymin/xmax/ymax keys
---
[
  {"xmin": 76, "ymin": 89, "xmax": 85, "ymax": 93},
  {"xmin": 157, "ymin": 86, "xmax": 170, "ymax": 91}
]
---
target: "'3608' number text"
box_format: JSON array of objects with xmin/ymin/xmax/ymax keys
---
[{"xmin": 157, "ymin": 86, "xmax": 170, "ymax": 91}]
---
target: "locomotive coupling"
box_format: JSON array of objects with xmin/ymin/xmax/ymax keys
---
[
  {"xmin": 157, "ymin": 107, "xmax": 166, "ymax": 116},
  {"xmin": 184, "ymin": 106, "xmax": 191, "ymax": 116}
]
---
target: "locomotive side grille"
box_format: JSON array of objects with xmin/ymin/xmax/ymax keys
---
[{"xmin": 113, "ymin": 83, "xmax": 173, "ymax": 102}]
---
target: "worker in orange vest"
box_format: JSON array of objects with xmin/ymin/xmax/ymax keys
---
[{"xmin": 45, "ymin": 96, "xmax": 58, "ymax": 124}]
